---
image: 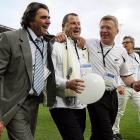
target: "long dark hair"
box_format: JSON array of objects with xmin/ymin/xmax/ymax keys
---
[{"xmin": 21, "ymin": 2, "xmax": 49, "ymax": 29}]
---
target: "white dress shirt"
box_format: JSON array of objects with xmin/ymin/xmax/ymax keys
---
[
  {"xmin": 52, "ymin": 38, "xmax": 88, "ymax": 109},
  {"xmin": 27, "ymin": 28, "xmax": 50, "ymax": 94}
]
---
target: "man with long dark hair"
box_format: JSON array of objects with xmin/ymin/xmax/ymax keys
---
[{"xmin": 0, "ymin": 2, "xmax": 57, "ymax": 139}]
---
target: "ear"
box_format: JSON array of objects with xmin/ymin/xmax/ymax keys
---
[
  {"xmin": 29, "ymin": 22, "xmax": 33, "ymax": 27},
  {"xmin": 62, "ymin": 24, "xmax": 65, "ymax": 31},
  {"xmin": 117, "ymin": 28, "xmax": 119, "ymax": 34}
]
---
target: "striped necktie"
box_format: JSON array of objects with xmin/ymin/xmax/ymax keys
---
[{"xmin": 33, "ymin": 38, "xmax": 44, "ymax": 96}]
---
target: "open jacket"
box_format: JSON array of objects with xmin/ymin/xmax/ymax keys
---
[{"xmin": 0, "ymin": 28, "xmax": 56, "ymax": 125}]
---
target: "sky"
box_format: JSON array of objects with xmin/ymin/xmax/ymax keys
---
[{"xmin": 1, "ymin": 0, "xmax": 140, "ymax": 47}]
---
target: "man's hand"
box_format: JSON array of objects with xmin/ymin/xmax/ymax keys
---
[
  {"xmin": 66, "ymin": 79, "xmax": 85, "ymax": 93},
  {"xmin": 55, "ymin": 32, "xmax": 66, "ymax": 43},
  {"xmin": 117, "ymin": 85, "xmax": 125, "ymax": 95},
  {"xmin": 77, "ymin": 36, "xmax": 86, "ymax": 49},
  {"xmin": 132, "ymin": 80, "xmax": 140, "ymax": 92},
  {"xmin": 55, "ymin": 32, "xmax": 86, "ymax": 49},
  {"xmin": 0, "ymin": 121, "xmax": 4, "ymax": 135}
]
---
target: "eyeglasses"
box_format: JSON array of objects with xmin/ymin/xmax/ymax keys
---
[{"xmin": 122, "ymin": 41, "xmax": 132, "ymax": 45}]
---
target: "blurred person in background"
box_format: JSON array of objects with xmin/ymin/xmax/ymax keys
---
[{"xmin": 112, "ymin": 36, "xmax": 140, "ymax": 140}]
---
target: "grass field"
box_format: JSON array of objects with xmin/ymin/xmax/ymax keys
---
[{"xmin": 1, "ymin": 101, "xmax": 140, "ymax": 140}]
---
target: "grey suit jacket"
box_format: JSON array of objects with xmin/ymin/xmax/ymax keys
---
[
  {"xmin": 0, "ymin": 29, "xmax": 57, "ymax": 125},
  {"xmin": 0, "ymin": 28, "xmax": 34, "ymax": 125}
]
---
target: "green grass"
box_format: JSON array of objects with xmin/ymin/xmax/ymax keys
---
[
  {"xmin": 1, "ymin": 101, "xmax": 140, "ymax": 140},
  {"xmin": 119, "ymin": 101, "xmax": 140, "ymax": 140}
]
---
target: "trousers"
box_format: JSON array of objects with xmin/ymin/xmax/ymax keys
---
[
  {"xmin": 113, "ymin": 87, "xmax": 140, "ymax": 134},
  {"xmin": 50, "ymin": 108, "xmax": 86, "ymax": 140},
  {"xmin": 6, "ymin": 94, "xmax": 40, "ymax": 140},
  {"xmin": 87, "ymin": 89, "xmax": 118, "ymax": 140}
]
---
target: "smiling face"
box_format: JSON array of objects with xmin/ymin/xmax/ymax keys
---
[
  {"xmin": 29, "ymin": 8, "xmax": 51, "ymax": 37},
  {"xmin": 62, "ymin": 15, "xmax": 81, "ymax": 40},
  {"xmin": 100, "ymin": 19, "xmax": 118, "ymax": 45}
]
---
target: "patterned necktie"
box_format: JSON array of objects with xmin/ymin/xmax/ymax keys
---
[{"xmin": 33, "ymin": 38, "xmax": 44, "ymax": 96}]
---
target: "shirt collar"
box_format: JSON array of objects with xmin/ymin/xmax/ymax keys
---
[
  {"xmin": 129, "ymin": 52, "xmax": 135, "ymax": 56},
  {"xmin": 67, "ymin": 37, "xmax": 77, "ymax": 45},
  {"xmin": 27, "ymin": 27, "xmax": 43, "ymax": 41},
  {"xmin": 101, "ymin": 41, "xmax": 114, "ymax": 48}
]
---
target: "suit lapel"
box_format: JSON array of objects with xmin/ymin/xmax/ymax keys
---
[{"xmin": 18, "ymin": 29, "xmax": 32, "ymax": 84}]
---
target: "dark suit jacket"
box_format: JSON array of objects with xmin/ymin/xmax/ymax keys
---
[{"xmin": 0, "ymin": 28, "xmax": 56, "ymax": 125}]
